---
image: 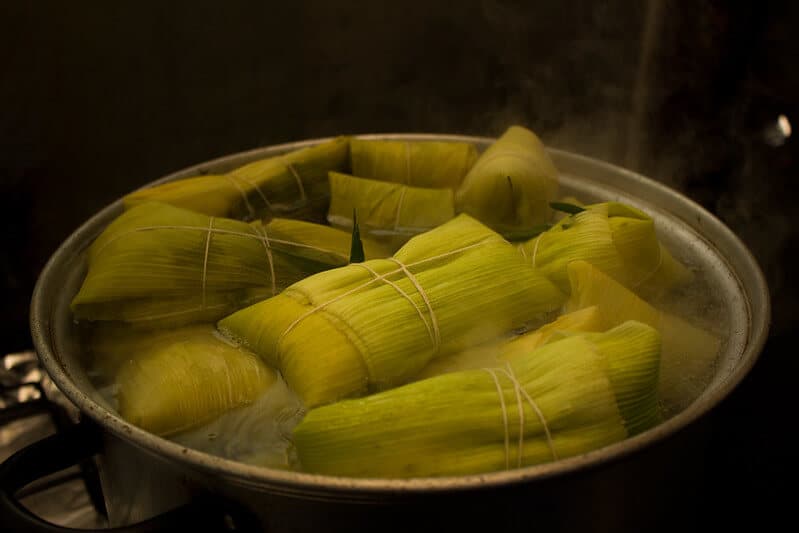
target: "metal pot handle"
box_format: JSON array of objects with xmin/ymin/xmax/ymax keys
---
[{"xmin": 0, "ymin": 420, "xmax": 237, "ymax": 532}]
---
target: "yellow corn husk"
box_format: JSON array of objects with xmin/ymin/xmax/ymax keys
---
[
  {"xmin": 218, "ymin": 214, "xmax": 566, "ymax": 408},
  {"xmin": 294, "ymin": 322, "xmax": 662, "ymax": 478},
  {"xmin": 116, "ymin": 326, "xmax": 277, "ymax": 436},
  {"xmin": 517, "ymin": 201, "xmax": 692, "ymax": 296},
  {"xmin": 327, "ymin": 171, "xmax": 456, "ymax": 250},
  {"xmin": 349, "ymin": 138, "xmax": 478, "ymax": 189},
  {"xmin": 565, "ymin": 260, "xmax": 720, "ymax": 409},
  {"xmin": 416, "ymin": 306, "xmax": 605, "ymax": 380},
  {"xmin": 72, "ymin": 202, "xmax": 388, "ymax": 327},
  {"xmin": 123, "ymin": 137, "xmax": 350, "ymax": 220},
  {"xmin": 499, "ymin": 306, "xmax": 606, "ymax": 361},
  {"xmin": 456, "ymin": 125, "xmax": 558, "ymax": 232},
  {"xmin": 85, "ymin": 323, "xmax": 214, "ymax": 383}
]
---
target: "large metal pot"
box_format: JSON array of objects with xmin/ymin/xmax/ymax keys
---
[{"xmin": 2, "ymin": 134, "xmax": 770, "ymax": 532}]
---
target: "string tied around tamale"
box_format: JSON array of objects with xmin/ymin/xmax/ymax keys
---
[
  {"xmin": 222, "ymin": 174, "xmax": 259, "ymax": 219},
  {"xmin": 483, "ymin": 362, "xmax": 558, "ymax": 469},
  {"xmin": 529, "ymin": 233, "xmax": 543, "ymax": 269},
  {"xmin": 393, "ymin": 187, "xmax": 407, "ymax": 232},
  {"xmin": 252, "ymin": 224, "xmax": 277, "ymax": 295},
  {"xmin": 275, "ymin": 238, "xmax": 497, "ymax": 354},
  {"xmin": 231, "ymin": 173, "xmax": 274, "ymax": 215},
  {"xmin": 201, "ymin": 217, "xmax": 215, "ymax": 309},
  {"xmin": 93, "ymin": 224, "xmax": 350, "ymax": 263},
  {"xmin": 285, "ymin": 162, "xmax": 308, "ymax": 204}
]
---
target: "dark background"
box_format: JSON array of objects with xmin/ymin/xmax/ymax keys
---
[{"xmin": 2, "ymin": 1, "xmax": 797, "ymax": 530}]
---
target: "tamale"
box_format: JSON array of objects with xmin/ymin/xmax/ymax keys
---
[
  {"xmin": 416, "ymin": 306, "xmax": 605, "ymax": 379},
  {"xmin": 456, "ymin": 125, "xmax": 558, "ymax": 232},
  {"xmin": 349, "ymin": 138, "xmax": 478, "ymax": 189},
  {"xmin": 71, "ymin": 202, "xmax": 389, "ymax": 327},
  {"xmin": 517, "ymin": 201, "xmax": 692, "ymax": 296},
  {"xmin": 218, "ymin": 214, "xmax": 566, "ymax": 407},
  {"xmin": 293, "ymin": 322, "xmax": 661, "ymax": 478},
  {"xmin": 123, "ymin": 136, "xmax": 350, "ymax": 220},
  {"xmin": 327, "ymin": 171, "xmax": 455, "ymax": 249},
  {"xmin": 116, "ymin": 326, "xmax": 277, "ymax": 436},
  {"xmin": 565, "ymin": 260, "xmax": 720, "ymax": 409}
]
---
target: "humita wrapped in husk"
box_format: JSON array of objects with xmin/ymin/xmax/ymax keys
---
[
  {"xmin": 293, "ymin": 321, "xmax": 661, "ymax": 477},
  {"xmin": 565, "ymin": 260, "xmax": 719, "ymax": 409},
  {"xmin": 218, "ymin": 214, "xmax": 566, "ymax": 408},
  {"xmin": 456, "ymin": 125, "xmax": 559, "ymax": 233},
  {"xmin": 518, "ymin": 202, "xmax": 693, "ymax": 297},
  {"xmin": 349, "ymin": 138, "xmax": 478, "ymax": 189},
  {"xmin": 123, "ymin": 136, "xmax": 350, "ymax": 221},
  {"xmin": 71, "ymin": 201, "xmax": 389, "ymax": 328},
  {"xmin": 116, "ymin": 325, "xmax": 277, "ymax": 436},
  {"xmin": 327, "ymin": 171, "xmax": 456, "ymax": 249}
]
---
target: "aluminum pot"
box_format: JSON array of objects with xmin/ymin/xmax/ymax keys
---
[{"xmin": 1, "ymin": 134, "xmax": 770, "ymax": 532}]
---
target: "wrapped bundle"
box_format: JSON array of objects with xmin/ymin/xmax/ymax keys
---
[
  {"xmin": 517, "ymin": 202, "xmax": 692, "ymax": 296},
  {"xmin": 293, "ymin": 322, "xmax": 661, "ymax": 478},
  {"xmin": 327, "ymin": 171, "xmax": 456, "ymax": 249},
  {"xmin": 565, "ymin": 260, "xmax": 720, "ymax": 409},
  {"xmin": 218, "ymin": 214, "xmax": 566, "ymax": 407},
  {"xmin": 116, "ymin": 326, "xmax": 277, "ymax": 436},
  {"xmin": 350, "ymin": 138, "xmax": 478, "ymax": 189},
  {"xmin": 123, "ymin": 137, "xmax": 350, "ymax": 220},
  {"xmin": 72, "ymin": 202, "xmax": 389, "ymax": 327},
  {"xmin": 416, "ymin": 306, "xmax": 605, "ymax": 379},
  {"xmin": 456, "ymin": 126, "xmax": 558, "ymax": 232}
]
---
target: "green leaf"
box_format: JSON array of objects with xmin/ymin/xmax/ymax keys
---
[
  {"xmin": 501, "ymin": 224, "xmax": 552, "ymax": 242},
  {"xmin": 549, "ymin": 202, "xmax": 586, "ymax": 215},
  {"xmin": 349, "ymin": 209, "xmax": 365, "ymax": 263}
]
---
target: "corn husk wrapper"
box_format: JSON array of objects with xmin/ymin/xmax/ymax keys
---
[
  {"xmin": 327, "ymin": 171, "xmax": 455, "ymax": 250},
  {"xmin": 218, "ymin": 214, "xmax": 566, "ymax": 407},
  {"xmin": 416, "ymin": 306, "xmax": 605, "ymax": 379},
  {"xmin": 293, "ymin": 322, "xmax": 661, "ymax": 478},
  {"xmin": 566, "ymin": 260, "xmax": 720, "ymax": 409},
  {"xmin": 71, "ymin": 202, "xmax": 389, "ymax": 327},
  {"xmin": 116, "ymin": 326, "xmax": 277, "ymax": 436},
  {"xmin": 456, "ymin": 126, "xmax": 558, "ymax": 232},
  {"xmin": 349, "ymin": 139, "xmax": 477, "ymax": 189},
  {"xmin": 518, "ymin": 202, "xmax": 692, "ymax": 297},
  {"xmin": 123, "ymin": 137, "xmax": 350, "ymax": 220}
]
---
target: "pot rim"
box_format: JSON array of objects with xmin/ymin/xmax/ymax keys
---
[{"xmin": 30, "ymin": 133, "xmax": 770, "ymax": 497}]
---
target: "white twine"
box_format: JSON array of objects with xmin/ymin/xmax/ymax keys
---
[
  {"xmin": 222, "ymin": 175, "xmax": 258, "ymax": 219},
  {"xmin": 93, "ymin": 224, "xmax": 348, "ymax": 262},
  {"xmin": 201, "ymin": 217, "xmax": 215, "ymax": 309},
  {"xmin": 393, "ymin": 187, "xmax": 407, "ymax": 231},
  {"xmin": 286, "ymin": 163, "xmax": 308, "ymax": 203},
  {"xmin": 530, "ymin": 234, "xmax": 543, "ymax": 268},
  {"xmin": 231, "ymin": 173, "xmax": 274, "ymax": 213},
  {"xmin": 483, "ymin": 362, "xmax": 558, "ymax": 469},
  {"xmin": 252, "ymin": 224, "xmax": 277, "ymax": 295},
  {"xmin": 276, "ymin": 239, "xmax": 496, "ymax": 351},
  {"xmin": 483, "ymin": 368, "xmax": 510, "ymax": 470},
  {"xmin": 352, "ymin": 262, "xmax": 436, "ymax": 348}
]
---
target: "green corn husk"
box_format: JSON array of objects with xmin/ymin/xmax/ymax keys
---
[
  {"xmin": 123, "ymin": 137, "xmax": 350, "ymax": 220},
  {"xmin": 218, "ymin": 214, "xmax": 566, "ymax": 408},
  {"xmin": 565, "ymin": 260, "xmax": 720, "ymax": 410},
  {"xmin": 517, "ymin": 202, "xmax": 693, "ymax": 296},
  {"xmin": 456, "ymin": 125, "xmax": 559, "ymax": 232},
  {"xmin": 71, "ymin": 202, "xmax": 389, "ymax": 328},
  {"xmin": 327, "ymin": 171, "xmax": 456, "ymax": 250},
  {"xmin": 416, "ymin": 306, "xmax": 605, "ymax": 380},
  {"xmin": 349, "ymin": 138, "xmax": 478, "ymax": 189},
  {"xmin": 293, "ymin": 322, "xmax": 661, "ymax": 478},
  {"xmin": 116, "ymin": 326, "xmax": 277, "ymax": 436}
]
